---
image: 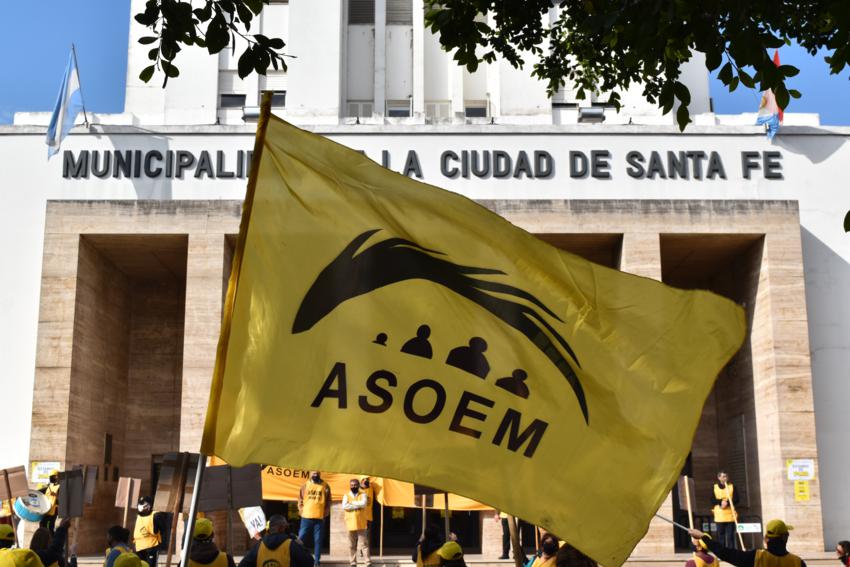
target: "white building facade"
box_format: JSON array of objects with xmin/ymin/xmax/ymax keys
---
[{"xmin": 2, "ymin": 0, "xmax": 849, "ymax": 559}]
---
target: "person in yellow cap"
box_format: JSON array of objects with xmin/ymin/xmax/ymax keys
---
[
  {"xmin": 0, "ymin": 526, "xmax": 45, "ymax": 567},
  {"xmin": 188, "ymin": 518, "xmax": 235, "ymax": 567},
  {"xmin": 38, "ymin": 470, "xmax": 61, "ymax": 534},
  {"xmin": 113, "ymin": 552, "xmax": 142, "ymax": 567},
  {"xmin": 689, "ymin": 519, "xmax": 806, "ymax": 567},
  {"xmin": 0, "ymin": 548, "xmax": 45, "ymax": 567},
  {"xmin": 412, "ymin": 524, "xmax": 449, "ymax": 567},
  {"xmin": 684, "ymin": 534, "xmax": 716, "ymax": 567},
  {"xmin": 238, "ymin": 515, "xmax": 313, "ymax": 567},
  {"xmin": 0, "ymin": 524, "xmax": 16, "ymax": 550},
  {"xmin": 437, "ymin": 542, "xmax": 466, "ymax": 567}
]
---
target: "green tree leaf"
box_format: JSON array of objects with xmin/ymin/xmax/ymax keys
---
[{"xmin": 139, "ymin": 65, "xmax": 155, "ymax": 83}]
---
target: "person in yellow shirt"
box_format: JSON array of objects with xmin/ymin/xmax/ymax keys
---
[
  {"xmin": 711, "ymin": 471, "xmax": 740, "ymax": 549},
  {"xmin": 684, "ymin": 535, "xmax": 717, "ymax": 567},
  {"xmin": 104, "ymin": 526, "xmax": 132, "ymax": 567},
  {"xmin": 133, "ymin": 497, "xmax": 167, "ymax": 567},
  {"xmin": 343, "ymin": 479, "xmax": 370, "ymax": 567},
  {"xmin": 38, "ymin": 470, "xmax": 61, "ymax": 533},
  {"xmin": 238, "ymin": 515, "xmax": 313, "ymax": 567},
  {"xmin": 187, "ymin": 519, "xmax": 235, "ymax": 567},
  {"xmin": 529, "ymin": 533, "xmax": 559, "ymax": 567},
  {"xmin": 297, "ymin": 472, "xmax": 331, "ymax": 567},
  {"xmin": 689, "ymin": 519, "xmax": 806, "ymax": 567}
]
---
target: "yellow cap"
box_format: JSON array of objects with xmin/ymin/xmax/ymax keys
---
[
  {"xmin": 48, "ymin": 470, "xmax": 59, "ymax": 478},
  {"xmin": 113, "ymin": 553, "xmax": 142, "ymax": 567},
  {"xmin": 0, "ymin": 525, "xmax": 14, "ymax": 541},
  {"xmin": 437, "ymin": 542, "xmax": 463, "ymax": 561},
  {"xmin": 765, "ymin": 519, "xmax": 793, "ymax": 538},
  {"xmin": 0, "ymin": 549, "xmax": 46, "ymax": 567},
  {"xmin": 193, "ymin": 518, "xmax": 214, "ymax": 540}
]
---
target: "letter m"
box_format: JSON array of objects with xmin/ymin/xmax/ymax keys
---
[
  {"xmin": 63, "ymin": 150, "xmax": 88, "ymax": 178},
  {"xmin": 492, "ymin": 409, "xmax": 548, "ymax": 458}
]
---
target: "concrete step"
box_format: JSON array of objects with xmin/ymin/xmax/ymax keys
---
[{"xmin": 74, "ymin": 552, "xmax": 838, "ymax": 567}]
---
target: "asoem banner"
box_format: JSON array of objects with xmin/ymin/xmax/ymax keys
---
[{"xmin": 202, "ymin": 113, "xmax": 746, "ymax": 565}]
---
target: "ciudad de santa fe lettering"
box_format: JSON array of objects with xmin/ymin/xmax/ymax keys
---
[{"xmin": 61, "ymin": 148, "xmax": 783, "ymax": 181}]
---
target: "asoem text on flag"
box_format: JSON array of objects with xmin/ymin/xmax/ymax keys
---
[
  {"xmin": 46, "ymin": 48, "xmax": 86, "ymax": 158},
  {"xmin": 202, "ymin": 102, "xmax": 747, "ymax": 566},
  {"xmin": 756, "ymin": 50, "xmax": 784, "ymax": 141}
]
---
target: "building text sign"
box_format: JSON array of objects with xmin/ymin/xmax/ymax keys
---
[
  {"xmin": 787, "ymin": 458, "xmax": 815, "ymax": 481},
  {"xmin": 62, "ymin": 148, "xmax": 784, "ymax": 181}
]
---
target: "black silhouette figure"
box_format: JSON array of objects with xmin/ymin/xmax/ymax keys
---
[
  {"xmin": 495, "ymin": 369, "xmax": 530, "ymax": 399},
  {"xmin": 292, "ymin": 229, "xmax": 589, "ymax": 424},
  {"xmin": 446, "ymin": 337, "xmax": 490, "ymax": 378},
  {"xmin": 401, "ymin": 325, "xmax": 433, "ymax": 359},
  {"xmin": 373, "ymin": 332, "xmax": 388, "ymax": 346}
]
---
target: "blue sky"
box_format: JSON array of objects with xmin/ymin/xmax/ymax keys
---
[{"xmin": 1, "ymin": 1, "xmax": 849, "ymax": 125}]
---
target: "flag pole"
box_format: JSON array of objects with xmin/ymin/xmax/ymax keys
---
[
  {"xmin": 70, "ymin": 43, "xmax": 89, "ymax": 127},
  {"xmin": 179, "ymin": 454, "xmax": 206, "ymax": 567}
]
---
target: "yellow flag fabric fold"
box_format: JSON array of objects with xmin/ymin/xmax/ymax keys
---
[{"xmin": 202, "ymin": 114, "xmax": 746, "ymax": 566}]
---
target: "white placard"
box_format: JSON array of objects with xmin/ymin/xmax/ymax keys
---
[
  {"xmin": 786, "ymin": 459, "xmax": 815, "ymax": 481},
  {"xmin": 30, "ymin": 461, "xmax": 61, "ymax": 484},
  {"xmin": 737, "ymin": 522, "xmax": 762, "ymax": 533},
  {"xmin": 239, "ymin": 506, "xmax": 266, "ymax": 538}
]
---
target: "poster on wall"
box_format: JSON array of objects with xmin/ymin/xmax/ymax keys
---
[{"xmin": 30, "ymin": 462, "xmax": 61, "ymax": 485}]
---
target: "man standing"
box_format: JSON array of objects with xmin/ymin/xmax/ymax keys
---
[
  {"xmin": 711, "ymin": 471, "xmax": 739, "ymax": 549},
  {"xmin": 689, "ymin": 519, "xmax": 805, "ymax": 567},
  {"xmin": 298, "ymin": 472, "xmax": 331, "ymax": 567},
  {"xmin": 343, "ymin": 479, "xmax": 370, "ymax": 567},
  {"xmin": 239, "ymin": 515, "xmax": 313, "ymax": 567},
  {"xmin": 133, "ymin": 497, "xmax": 167, "ymax": 567},
  {"xmin": 39, "ymin": 469, "xmax": 61, "ymax": 533}
]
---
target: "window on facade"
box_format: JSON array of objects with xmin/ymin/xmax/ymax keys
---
[
  {"xmin": 263, "ymin": 90, "xmax": 287, "ymax": 107},
  {"xmin": 387, "ymin": 0, "xmax": 413, "ymax": 24},
  {"xmin": 347, "ymin": 101, "xmax": 374, "ymax": 118},
  {"xmin": 387, "ymin": 100, "xmax": 411, "ymax": 117},
  {"xmin": 220, "ymin": 94, "xmax": 246, "ymax": 108},
  {"xmin": 425, "ymin": 101, "xmax": 451, "ymax": 120},
  {"xmin": 349, "ymin": 0, "xmax": 375, "ymax": 24},
  {"xmin": 464, "ymin": 104, "xmax": 487, "ymax": 118}
]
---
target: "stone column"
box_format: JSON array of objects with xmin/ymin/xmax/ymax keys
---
[
  {"xmin": 180, "ymin": 233, "xmax": 227, "ymax": 452},
  {"xmin": 480, "ymin": 510, "xmax": 503, "ymax": 559},
  {"xmin": 620, "ymin": 232, "xmax": 675, "ymax": 557},
  {"xmin": 29, "ymin": 233, "xmax": 80, "ymax": 466},
  {"xmin": 750, "ymin": 232, "xmax": 824, "ymax": 552},
  {"xmin": 329, "ymin": 502, "xmax": 348, "ymax": 559}
]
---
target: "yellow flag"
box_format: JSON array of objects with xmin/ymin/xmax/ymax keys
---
[{"xmin": 202, "ymin": 111, "xmax": 746, "ymax": 566}]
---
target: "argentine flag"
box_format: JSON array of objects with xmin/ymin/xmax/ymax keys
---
[{"xmin": 46, "ymin": 50, "xmax": 85, "ymax": 158}]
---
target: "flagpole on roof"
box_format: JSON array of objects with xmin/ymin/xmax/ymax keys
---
[{"xmin": 70, "ymin": 43, "xmax": 89, "ymax": 127}]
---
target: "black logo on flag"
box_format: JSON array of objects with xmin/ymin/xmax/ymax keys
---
[{"xmin": 293, "ymin": 229, "xmax": 589, "ymax": 423}]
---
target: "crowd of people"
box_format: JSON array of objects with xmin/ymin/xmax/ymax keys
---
[{"xmin": 1, "ymin": 469, "xmax": 847, "ymax": 567}]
